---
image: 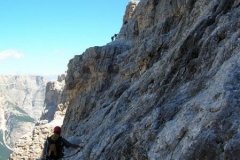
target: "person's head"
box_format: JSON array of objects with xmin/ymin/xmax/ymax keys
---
[{"xmin": 53, "ymin": 126, "xmax": 61, "ymax": 135}]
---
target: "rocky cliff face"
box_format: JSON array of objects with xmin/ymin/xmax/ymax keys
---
[
  {"xmin": 9, "ymin": 74, "xmax": 67, "ymax": 160},
  {"xmin": 10, "ymin": 0, "xmax": 240, "ymax": 159},
  {"xmin": 0, "ymin": 75, "xmax": 46, "ymax": 160},
  {"xmin": 61, "ymin": 0, "xmax": 240, "ymax": 159},
  {"xmin": 123, "ymin": 1, "xmax": 139, "ymax": 24},
  {"xmin": 0, "ymin": 75, "xmax": 46, "ymax": 119}
]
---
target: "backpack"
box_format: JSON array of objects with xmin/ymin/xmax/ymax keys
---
[{"xmin": 46, "ymin": 136, "xmax": 64, "ymax": 160}]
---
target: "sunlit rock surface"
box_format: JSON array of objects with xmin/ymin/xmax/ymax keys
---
[
  {"xmin": 62, "ymin": 0, "xmax": 240, "ymax": 159},
  {"xmin": 9, "ymin": 74, "xmax": 67, "ymax": 160},
  {"xmin": 10, "ymin": 0, "xmax": 240, "ymax": 159},
  {"xmin": 0, "ymin": 75, "xmax": 46, "ymax": 159}
]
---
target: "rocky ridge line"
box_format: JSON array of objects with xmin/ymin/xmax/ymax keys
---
[
  {"xmin": 62, "ymin": 0, "xmax": 240, "ymax": 159},
  {"xmin": 9, "ymin": 74, "xmax": 67, "ymax": 160},
  {"xmin": 0, "ymin": 75, "xmax": 47, "ymax": 160},
  {"xmin": 9, "ymin": 0, "xmax": 240, "ymax": 159}
]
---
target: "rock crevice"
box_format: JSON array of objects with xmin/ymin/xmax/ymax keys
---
[{"xmin": 61, "ymin": 0, "xmax": 240, "ymax": 159}]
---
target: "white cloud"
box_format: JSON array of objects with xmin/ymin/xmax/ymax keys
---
[{"xmin": 0, "ymin": 49, "xmax": 25, "ymax": 61}]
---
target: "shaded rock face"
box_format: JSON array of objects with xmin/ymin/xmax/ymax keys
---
[
  {"xmin": 61, "ymin": 0, "xmax": 240, "ymax": 159},
  {"xmin": 0, "ymin": 75, "xmax": 46, "ymax": 159},
  {"xmin": 9, "ymin": 75, "xmax": 67, "ymax": 160},
  {"xmin": 41, "ymin": 78, "xmax": 66, "ymax": 121}
]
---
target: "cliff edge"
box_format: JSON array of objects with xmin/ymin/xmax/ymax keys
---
[
  {"xmin": 62, "ymin": 0, "xmax": 240, "ymax": 159},
  {"xmin": 10, "ymin": 0, "xmax": 240, "ymax": 159}
]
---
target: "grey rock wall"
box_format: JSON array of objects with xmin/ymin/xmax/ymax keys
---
[
  {"xmin": 9, "ymin": 74, "xmax": 67, "ymax": 160},
  {"xmin": 0, "ymin": 75, "xmax": 46, "ymax": 120},
  {"xmin": 61, "ymin": 0, "xmax": 240, "ymax": 159},
  {"xmin": 0, "ymin": 75, "xmax": 46, "ymax": 159},
  {"xmin": 0, "ymin": 75, "xmax": 46, "ymax": 145}
]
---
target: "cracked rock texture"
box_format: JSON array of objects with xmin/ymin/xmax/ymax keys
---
[
  {"xmin": 10, "ymin": 0, "xmax": 240, "ymax": 159},
  {"xmin": 62, "ymin": 0, "xmax": 240, "ymax": 159},
  {"xmin": 0, "ymin": 75, "xmax": 46, "ymax": 160},
  {"xmin": 9, "ymin": 74, "xmax": 67, "ymax": 160}
]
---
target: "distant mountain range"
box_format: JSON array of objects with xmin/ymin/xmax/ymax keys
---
[
  {"xmin": 9, "ymin": 74, "xmax": 66, "ymax": 160},
  {"xmin": 0, "ymin": 75, "xmax": 47, "ymax": 160}
]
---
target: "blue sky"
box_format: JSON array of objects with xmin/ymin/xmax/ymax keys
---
[{"xmin": 0, "ymin": 0, "xmax": 130, "ymax": 79}]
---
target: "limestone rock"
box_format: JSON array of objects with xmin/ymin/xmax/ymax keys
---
[
  {"xmin": 40, "ymin": 79, "xmax": 66, "ymax": 121},
  {"xmin": 61, "ymin": 0, "xmax": 240, "ymax": 159},
  {"xmin": 123, "ymin": 1, "xmax": 139, "ymax": 24},
  {"xmin": 0, "ymin": 75, "xmax": 46, "ymax": 119},
  {"xmin": 10, "ymin": 0, "xmax": 240, "ymax": 159},
  {"xmin": 57, "ymin": 72, "xmax": 66, "ymax": 83},
  {"xmin": 9, "ymin": 74, "xmax": 67, "ymax": 160},
  {"xmin": 0, "ymin": 75, "xmax": 46, "ymax": 159}
]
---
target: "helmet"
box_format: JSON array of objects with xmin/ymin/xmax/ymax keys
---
[{"xmin": 54, "ymin": 126, "xmax": 61, "ymax": 134}]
